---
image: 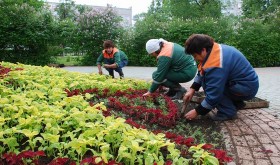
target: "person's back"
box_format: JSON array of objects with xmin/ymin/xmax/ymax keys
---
[
  {"xmin": 119, "ymin": 50, "xmax": 128, "ymax": 61},
  {"xmin": 170, "ymin": 43, "xmax": 196, "ymax": 71},
  {"xmin": 220, "ymin": 44, "xmax": 259, "ymax": 96},
  {"xmin": 184, "ymin": 34, "xmax": 259, "ymax": 121},
  {"xmin": 142, "ymin": 38, "xmax": 197, "ymax": 100}
]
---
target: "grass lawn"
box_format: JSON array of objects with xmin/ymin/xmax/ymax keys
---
[{"xmin": 55, "ymin": 55, "xmax": 82, "ymax": 66}]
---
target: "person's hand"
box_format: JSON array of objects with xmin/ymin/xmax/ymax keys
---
[
  {"xmin": 183, "ymin": 88, "xmax": 195, "ymax": 104},
  {"xmin": 98, "ymin": 70, "xmax": 103, "ymax": 75},
  {"xmin": 142, "ymin": 91, "xmax": 151, "ymax": 97},
  {"xmin": 103, "ymin": 64, "xmax": 109, "ymax": 68},
  {"xmin": 184, "ymin": 109, "xmax": 198, "ymax": 120}
]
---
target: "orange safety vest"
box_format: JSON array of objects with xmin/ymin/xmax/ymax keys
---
[
  {"xmin": 102, "ymin": 48, "xmax": 119, "ymax": 59},
  {"xmin": 157, "ymin": 42, "xmax": 174, "ymax": 59},
  {"xmin": 198, "ymin": 43, "xmax": 222, "ymax": 75}
]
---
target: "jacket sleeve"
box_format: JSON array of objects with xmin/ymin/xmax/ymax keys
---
[
  {"xmin": 149, "ymin": 56, "xmax": 171, "ymax": 93},
  {"xmin": 195, "ymin": 67, "xmax": 228, "ymax": 115},
  {"xmin": 113, "ymin": 51, "xmax": 121, "ymax": 67},
  {"xmin": 190, "ymin": 72, "xmax": 202, "ymax": 91},
  {"xmin": 96, "ymin": 53, "xmax": 104, "ymax": 65},
  {"xmin": 120, "ymin": 51, "xmax": 128, "ymax": 60}
]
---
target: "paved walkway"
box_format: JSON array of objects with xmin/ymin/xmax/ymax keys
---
[
  {"xmin": 220, "ymin": 67, "xmax": 280, "ymax": 165},
  {"xmin": 62, "ymin": 66, "xmax": 280, "ymax": 165}
]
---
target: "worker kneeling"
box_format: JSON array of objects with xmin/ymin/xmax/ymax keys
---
[
  {"xmin": 142, "ymin": 38, "xmax": 197, "ymax": 100},
  {"xmin": 183, "ymin": 34, "xmax": 259, "ymax": 121}
]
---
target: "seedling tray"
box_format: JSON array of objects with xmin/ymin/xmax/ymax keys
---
[{"xmin": 191, "ymin": 91, "xmax": 269, "ymax": 109}]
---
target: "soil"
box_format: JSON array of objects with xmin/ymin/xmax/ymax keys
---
[{"xmin": 167, "ymin": 100, "xmax": 225, "ymax": 149}]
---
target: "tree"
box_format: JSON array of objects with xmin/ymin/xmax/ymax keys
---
[
  {"xmin": 56, "ymin": 19, "xmax": 77, "ymax": 56},
  {"xmin": 148, "ymin": 0, "xmax": 164, "ymax": 13},
  {"xmin": 55, "ymin": 0, "xmax": 76, "ymax": 21},
  {"xmin": 127, "ymin": 0, "xmax": 174, "ymax": 66},
  {"xmin": 242, "ymin": 0, "xmax": 280, "ymax": 18},
  {"xmin": 75, "ymin": 5, "xmax": 123, "ymax": 65},
  {"xmin": 122, "ymin": 0, "xmax": 224, "ymax": 66},
  {"xmin": 0, "ymin": 0, "xmax": 58, "ymax": 65},
  {"xmin": 54, "ymin": 0, "xmax": 89, "ymax": 56},
  {"xmin": 234, "ymin": 17, "xmax": 280, "ymax": 67},
  {"xmin": 190, "ymin": 0, "xmax": 222, "ymax": 18},
  {"xmin": 162, "ymin": 0, "xmax": 193, "ymax": 19},
  {"xmin": 149, "ymin": 0, "xmax": 222, "ymax": 19}
]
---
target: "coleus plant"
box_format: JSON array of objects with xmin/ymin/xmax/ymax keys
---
[
  {"xmin": 1, "ymin": 150, "xmax": 45, "ymax": 165},
  {"xmin": 76, "ymin": 88, "xmax": 178, "ymax": 127},
  {"xmin": 0, "ymin": 62, "xmax": 231, "ymax": 165}
]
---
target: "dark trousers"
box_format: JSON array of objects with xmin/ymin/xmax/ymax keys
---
[{"xmin": 104, "ymin": 59, "xmax": 128, "ymax": 78}]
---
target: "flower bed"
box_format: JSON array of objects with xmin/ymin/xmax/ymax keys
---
[{"xmin": 0, "ymin": 62, "xmax": 232, "ymax": 165}]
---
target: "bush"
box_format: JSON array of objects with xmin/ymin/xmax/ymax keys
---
[
  {"xmin": 0, "ymin": 1, "xmax": 58, "ymax": 65},
  {"xmin": 233, "ymin": 18, "xmax": 280, "ymax": 67},
  {"xmin": 75, "ymin": 6, "xmax": 124, "ymax": 66}
]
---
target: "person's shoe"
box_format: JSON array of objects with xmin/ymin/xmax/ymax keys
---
[
  {"xmin": 233, "ymin": 100, "xmax": 246, "ymax": 110},
  {"xmin": 109, "ymin": 71, "xmax": 115, "ymax": 78},
  {"xmin": 210, "ymin": 113, "xmax": 237, "ymax": 121},
  {"xmin": 165, "ymin": 88, "xmax": 176, "ymax": 97},
  {"xmin": 119, "ymin": 70, "xmax": 124, "ymax": 79},
  {"xmin": 171, "ymin": 87, "xmax": 187, "ymax": 100}
]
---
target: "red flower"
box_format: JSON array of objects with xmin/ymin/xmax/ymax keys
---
[
  {"xmin": 165, "ymin": 132, "xmax": 177, "ymax": 139},
  {"xmin": 17, "ymin": 150, "xmax": 45, "ymax": 159},
  {"xmin": 48, "ymin": 157, "xmax": 70, "ymax": 165},
  {"xmin": 164, "ymin": 160, "xmax": 173, "ymax": 165},
  {"xmin": 202, "ymin": 143, "xmax": 214, "ymax": 150},
  {"xmin": 174, "ymin": 136, "xmax": 185, "ymax": 144},
  {"xmin": 183, "ymin": 137, "xmax": 195, "ymax": 147},
  {"xmin": 210, "ymin": 149, "xmax": 233, "ymax": 163},
  {"xmin": 2, "ymin": 152, "xmax": 19, "ymax": 165}
]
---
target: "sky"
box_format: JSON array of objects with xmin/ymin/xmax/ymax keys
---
[{"xmin": 46, "ymin": 0, "xmax": 153, "ymax": 16}]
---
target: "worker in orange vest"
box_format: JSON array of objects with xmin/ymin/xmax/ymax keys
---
[{"xmin": 97, "ymin": 40, "xmax": 128, "ymax": 78}]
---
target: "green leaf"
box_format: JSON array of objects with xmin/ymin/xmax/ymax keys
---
[
  {"xmin": 41, "ymin": 133, "xmax": 60, "ymax": 143},
  {"xmin": 19, "ymin": 129, "xmax": 39, "ymax": 139},
  {"xmin": 203, "ymin": 155, "xmax": 219, "ymax": 165}
]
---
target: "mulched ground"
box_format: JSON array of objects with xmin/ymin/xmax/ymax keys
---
[{"xmin": 169, "ymin": 101, "xmax": 225, "ymax": 149}]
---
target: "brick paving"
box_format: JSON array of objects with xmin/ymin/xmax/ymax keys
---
[
  {"xmin": 63, "ymin": 66, "xmax": 280, "ymax": 165},
  {"xmin": 222, "ymin": 109, "xmax": 280, "ymax": 165},
  {"xmin": 219, "ymin": 67, "xmax": 280, "ymax": 165}
]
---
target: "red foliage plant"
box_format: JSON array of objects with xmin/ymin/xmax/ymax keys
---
[
  {"xmin": 0, "ymin": 65, "xmax": 23, "ymax": 78},
  {"xmin": 1, "ymin": 150, "xmax": 45, "ymax": 165},
  {"xmin": 107, "ymin": 90, "xmax": 178, "ymax": 127},
  {"xmin": 48, "ymin": 157, "xmax": 76, "ymax": 165}
]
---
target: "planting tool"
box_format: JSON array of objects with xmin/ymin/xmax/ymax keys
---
[{"xmin": 180, "ymin": 101, "xmax": 188, "ymax": 117}]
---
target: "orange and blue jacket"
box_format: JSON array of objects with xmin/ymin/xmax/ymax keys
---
[{"xmin": 191, "ymin": 43, "xmax": 259, "ymax": 115}]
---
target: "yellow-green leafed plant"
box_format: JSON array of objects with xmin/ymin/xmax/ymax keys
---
[
  {"xmin": 1, "ymin": 62, "xmax": 194, "ymax": 164},
  {"xmin": 1, "ymin": 61, "xmax": 149, "ymax": 94},
  {"xmin": 189, "ymin": 144, "xmax": 219, "ymax": 165}
]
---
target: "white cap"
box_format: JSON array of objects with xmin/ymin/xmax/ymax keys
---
[{"xmin": 145, "ymin": 38, "xmax": 167, "ymax": 54}]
